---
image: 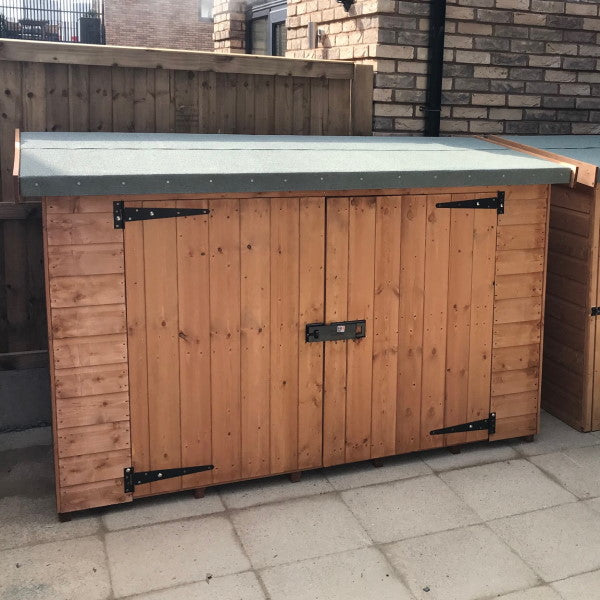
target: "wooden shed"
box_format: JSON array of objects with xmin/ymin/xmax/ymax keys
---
[
  {"xmin": 487, "ymin": 135, "xmax": 600, "ymax": 432},
  {"xmin": 16, "ymin": 132, "xmax": 571, "ymax": 516}
]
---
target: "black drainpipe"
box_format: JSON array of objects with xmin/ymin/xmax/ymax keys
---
[{"xmin": 423, "ymin": 0, "xmax": 447, "ymax": 137}]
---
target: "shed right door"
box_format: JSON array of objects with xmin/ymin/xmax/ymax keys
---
[{"xmin": 322, "ymin": 193, "xmax": 498, "ymax": 466}]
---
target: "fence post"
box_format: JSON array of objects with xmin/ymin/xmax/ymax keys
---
[{"xmin": 350, "ymin": 64, "xmax": 373, "ymax": 136}]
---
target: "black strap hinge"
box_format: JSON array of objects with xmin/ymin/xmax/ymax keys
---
[
  {"xmin": 430, "ymin": 412, "xmax": 496, "ymax": 436},
  {"xmin": 124, "ymin": 464, "xmax": 214, "ymax": 493},
  {"xmin": 436, "ymin": 192, "xmax": 505, "ymax": 214},
  {"xmin": 592, "ymin": 307, "xmax": 600, "ymax": 317},
  {"xmin": 114, "ymin": 201, "xmax": 210, "ymax": 229}
]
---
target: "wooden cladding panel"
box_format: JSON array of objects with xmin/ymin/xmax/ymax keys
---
[
  {"xmin": 43, "ymin": 197, "xmax": 131, "ymax": 513},
  {"xmin": 492, "ymin": 185, "xmax": 549, "ymax": 441}
]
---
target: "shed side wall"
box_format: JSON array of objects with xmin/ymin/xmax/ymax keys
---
[
  {"xmin": 540, "ymin": 184, "xmax": 596, "ymax": 431},
  {"xmin": 491, "ymin": 184, "xmax": 549, "ymax": 440},
  {"xmin": 44, "ymin": 197, "xmax": 132, "ymax": 512}
]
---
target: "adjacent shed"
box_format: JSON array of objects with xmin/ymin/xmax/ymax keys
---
[
  {"xmin": 489, "ymin": 135, "xmax": 600, "ymax": 432},
  {"xmin": 16, "ymin": 132, "xmax": 571, "ymax": 515}
]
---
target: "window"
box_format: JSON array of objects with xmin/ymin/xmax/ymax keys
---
[
  {"xmin": 199, "ymin": 0, "xmax": 213, "ymax": 20},
  {"xmin": 246, "ymin": 0, "xmax": 287, "ymax": 56}
]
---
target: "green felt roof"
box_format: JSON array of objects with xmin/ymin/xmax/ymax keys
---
[
  {"xmin": 18, "ymin": 132, "xmax": 571, "ymax": 197},
  {"xmin": 503, "ymin": 135, "xmax": 600, "ymax": 169}
]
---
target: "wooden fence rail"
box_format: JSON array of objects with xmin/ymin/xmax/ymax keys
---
[{"xmin": 0, "ymin": 39, "xmax": 373, "ymax": 362}]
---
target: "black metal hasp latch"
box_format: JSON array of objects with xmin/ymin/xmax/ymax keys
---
[
  {"xmin": 306, "ymin": 320, "xmax": 366, "ymax": 343},
  {"xmin": 435, "ymin": 192, "xmax": 505, "ymax": 215},
  {"xmin": 430, "ymin": 413, "xmax": 496, "ymax": 436},
  {"xmin": 592, "ymin": 307, "xmax": 600, "ymax": 317},
  {"xmin": 124, "ymin": 464, "xmax": 214, "ymax": 493},
  {"xmin": 113, "ymin": 201, "xmax": 210, "ymax": 229}
]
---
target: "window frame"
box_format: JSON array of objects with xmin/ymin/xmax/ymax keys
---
[{"xmin": 246, "ymin": 0, "xmax": 287, "ymax": 56}]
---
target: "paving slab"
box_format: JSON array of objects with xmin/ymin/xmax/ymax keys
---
[
  {"xmin": 102, "ymin": 489, "xmax": 224, "ymax": 531},
  {"xmin": 584, "ymin": 497, "xmax": 600, "ymax": 514},
  {"xmin": 230, "ymin": 493, "xmax": 370, "ymax": 569},
  {"xmin": 341, "ymin": 474, "xmax": 480, "ymax": 543},
  {"xmin": 488, "ymin": 503, "xmax": 600, "ymax": 582},
  {"xmin": 105, "ymin": 514, "xmax": 250, "ymax": 597},
  {"xmin": 325, "ymin": 453, "xmax": 431, "ymax": 491},
  {"xmin": 0, "ymin": 535, "xmax": 110, "ymax": 600},
  {"xmin": 125, "ymin": 571, "xmax": 265, "ymax": 600},
  {"xmin": 260, "ymin": 547, "xmax": 413, "ymax": 600},
  {"xmin": 511, "ymin": 412, "xmax": 600, "ymax": 457},
  {"xmin": 496, "ymin": 587, "xmax": 563, "ymax": 600},
  {"xmin": 551, "ymin": 569, "xmax": 600, "ymax": 600},
  {"xmin": 530, "ymin": 445, "xmax": 600, "ymax": 499},
  {"xmin": 0, "ymin": 494, "xmax": 100, "ymax": 551},
  {"xmin": 384, "ymin": 524, "xmax": 539, "ymax": 600},
  {"xmin": 440, "ymin": 459, "xmax": 576, "ymax": 520},
  {"xmin": 219, "ymin": 471, "xmax": 333, "ymax": 509},
  {"xmin": 421, "ymin": 441, "xmax": 519, "ymax": 472}
]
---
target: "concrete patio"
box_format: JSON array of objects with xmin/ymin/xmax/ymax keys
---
[{"xmin": 1, "ymin": 411, "xmax": 600, "ymax": 600}]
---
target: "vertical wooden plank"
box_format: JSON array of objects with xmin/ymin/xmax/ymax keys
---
[
  {"xmin": 345, "ymin": 197, "xmax": 376, "ymax": 462},
  {"xmin": 254, "ymin": 75, "xmax": 275, "ymax": 135},
  {"xmin": 68, "ymin": 64, "xmax": 90, "ymax": 131},
  {"xmin": 274, "ymin": 76, "xmax": 293, "ymax": 135},
  {"xmin": 154, "ymin": 70, "xmax": 175, "ymax": 133},
  {"xmin": 143, "ymin": 200, "xmax": 181, "ymax": 493},
  {"xmin": 310, "ymin": 78, "xmax": 328, "ymax": 135},
  {"xmin": 209, "ymin": 198, "xmax": 242, "ymax": 483},
  {"xmin": 89, "ymin": 66, "xmax": 113, "ymax": 131},
  {"xmin": 26, "ymin": 216, "xmax": 46, "ymax": 350},
  {"xmin": 176, "ymin": 200, "xmax": 213, "ymax": 489},
  {"xmin": 350, "ymin": 64, "xmax": 374, "ymax": 136},
  {"xmin": 240, "ymin": 197, "xmax": 271, "ymax": 479},
  {"xmin": 420, "ymin": 195, "xmax": 450, "ymax": 449},
  {"xmin": 0, "ymin": 222, "xmax": 7, "ymax": 351},
  {"xmin": 396, "ymin": 196, "xmax": 426, "ymax": 453},
  {"xmin": 174, "ymin": 70, "xmax": 199, "ymax": 133},
  {"xmin": 371, "ymin": 196, "xmax": 401, "ymax": 458},
  {"xmin": 0, "ymin": 61, "xmax": 22, "ymax": 202},
  {"xmin": 236, "ymin": 73, "xmax": 255, "ymax": 134},
  {"xmin": 270, "ymin": 197, "xmax": 300, "ymax": 473},
  {"xmin": 45, "ymin": 64, "xmax": 69, "ymax": 132},
  {"xmin": 22, "ymin": 62, "xmax": 46, "ymax": 132},
  {"xmin": 298, "ymin": 197, "xmax": 325, "ymax": 470},
  {"xmin": 112, "ymin": 68, "xmax": 135, "ymax": 132},
  {"xmin": 216, "ymin": 73, "xmax": 237, "ymax": 134},
  {"xmin": 327, "ymin": 79, "xmax": 351, "ymax": 135},
  {"xmin": 467, "ymin": 208, "xmax": 497, "ymax": 442},
  {"xmin": 323, "ymin": 196, "xmax": 349, "ymax": 466},
  {"xmin": 198, "ymin": 72, "xmax": 217, "ymax": 133},
  {"xmin": 292, "ymin": 78, "xmax": 311, "ymax": 135},
  {"xmin": 123, "ymin": 204, "xmax": 150, "ymax": 496},
  {"xmin": 3, "ymin": 220, "xmax": 28, "ymax": 350},
  {"xmin": 444, "ymin": 205, "xmax": 474, "ymax": 446},
  {"xmin": 133, "ymin": 69, "xmax": 156, "ymax": 132}
]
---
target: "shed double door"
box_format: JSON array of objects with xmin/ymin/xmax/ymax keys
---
[{"xmin": 124, "ymin": 193, "xmax": 498, "ymax": 495}]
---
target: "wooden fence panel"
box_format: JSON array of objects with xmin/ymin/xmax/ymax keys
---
[{"xmin": 0, "ymin": 40, "xmax": 373, "ymax": 360}]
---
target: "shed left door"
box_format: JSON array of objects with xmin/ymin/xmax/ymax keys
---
[{"xmin": 123, "ymin": 198, "xmax": 325, "ymax": 496}]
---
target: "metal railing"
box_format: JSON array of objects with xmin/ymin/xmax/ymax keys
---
[{"xmin": 0, "ymin": 0, "xmax": 104, "ymax": 43}]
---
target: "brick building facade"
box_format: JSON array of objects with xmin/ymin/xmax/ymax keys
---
[
  {"xmin": 104, "ymin": 0, "xmax": 214, "ymax": 51},
  {"xmin": 216, "ymin": 0, "xmax": 600, "ymax": 135}
]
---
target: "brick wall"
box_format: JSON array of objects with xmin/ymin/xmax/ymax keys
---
[
  {"xmin": 104, "ymin": 0, "xmax": 214, "ymax": 51},
  {"xmin": 286, "ymin": 0, "xmax": 600, "ymax": 135},
  {"xmin": 213, "ymin": 0, "xmax": 246, "ymax": 52}
]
